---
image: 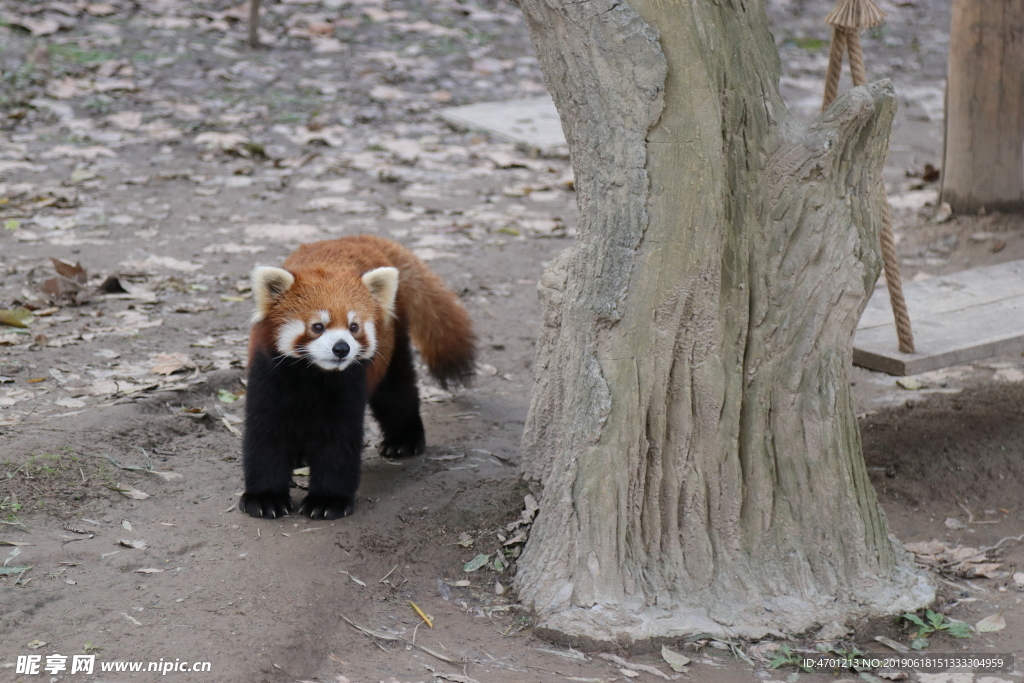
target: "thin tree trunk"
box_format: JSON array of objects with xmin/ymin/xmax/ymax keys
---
[
  {"xmin": 248, "ymin": 0, "xmax": 262, "ymax": 49},
  {"xmin": 941, "ymin": 0, "xmax": 1024, "ymax": 214},
  {"xmin": 515, "ymin": 0, "xmax": 933, "ymax": 644}
]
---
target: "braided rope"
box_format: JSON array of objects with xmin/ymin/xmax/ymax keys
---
[
  {"xmin": 822, "ymin": 1, "xmax": 915, "ymax": 354},
  {"xmin": 845, "ymin": 29, "xmax": 868, "ymax": 87},
  {"xmin": 878, "ymin": 201, "xmax": 915, "ymax": 352},
  {"xmin": 822, "ymin": 29, "xmax": 846, "ymax": 111}
]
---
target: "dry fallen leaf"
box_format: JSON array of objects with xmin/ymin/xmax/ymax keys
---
[
  {"xmin": 340, "ymin": 570, "xmax": 366, "ymax": 586},
  {"xmin": 903, "ymin": 540, "xmax": 1003, "ymax": 578},
  {"xmin": 909, "ymin": 540, "xmax": 946, "ymax": 557},
  {"xmin": 964, "ymin": 563, "xmax": 1006, "ymax": 579},
  {"xmin": 369, "ymin": 85, "xmax": 405, "ymax": 102},
  {"xmin": 107, "ymin": 111, "xmax": 143, "ymax": 130},
  {"xmin": 135, "ymin": 255, "xmax": 203, "ymax": 272},
  {"xmin": 194, "ymin": 132, "xmax": 255, "ymax": 155},
  {"xmin": 42, "ymin": 145, "xmax": 117, "ymax": 160},
  {"xmin": 221, "ymin": 415, "xmax": 243, "ymax": 436},
  {"xmin": 409, "ymin": 600, "xmax": 433, "ymax": 628},
  {"xmin": 463, "ymin": 554, "xmax": 490, "ymax": 572},
  {"xmin": 661, "ymin": 645, "xmax": 691, "ymax": 672},
  {"xmin": 114, "ymin": 484, "xmax": 150, "ymax": 500},
  {"xmin": 8, "ymin": 16, "xmax": 61, "ymax": 36},
  {"xmin": 944, "ymin": 517, "xmax": 967, "ymax": 530},
  {"xmin": 896, "ymin": 377, "xmax": 924, "ymax": 390},
  {"xmin": 50, "ymin": 258, "xmax": 88, "ymax": 283},
  {"xmin": 141, "ymin": 120, "xmax": 183, "ymax": 142},
  {"xmin": 86, "ymin": 3, "xmax": 118, "ymax": 16},
  {"xmin": 151, "ymin": 352, "xmax": 194, "ymax": 375},
  {"xmin": 117, "ymin": 539, "xmax": 148, "ymax": 549},
  {"xmin": 502, "ymin": 533, "xmax": 526, "ymax": 546},
  {"xmin": 0, "ymin": 308, "xmax": 33, "ymax": 328},
  {"xmin": 975, "ymin": 613, "xmax": 1006, "ymax": 633}
]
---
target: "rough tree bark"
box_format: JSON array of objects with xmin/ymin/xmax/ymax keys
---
[
  {"xmin": 514, "ymin": 0, "xmax": 933, "ymax": 644},
  {"xmin": 941, "ymin": 0, "xmax": 1024, "ymax": 214}
]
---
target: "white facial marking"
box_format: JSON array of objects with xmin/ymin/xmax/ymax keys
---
[
  {"xmin": 317, "ymin": 310, "xmax": 330, "ymax": 325},
  {"xmin": 305, "ymin": 328, "xmax": 363, "ymax": 371},
  {"xmin": 275, "ymin": 320, "xmax": 305, "ymax": 357},
  {"xmin": 361, "ymin": 320, "xmax": 378, "ymax": 359},
  {"xmin": 347, "ymin": 311, "xmax": 356, "ymax": 325}
]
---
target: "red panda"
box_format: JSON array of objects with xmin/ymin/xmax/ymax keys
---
[{"xmin": 239, "ymin": 235, "xmax": 475, "ymax": 520}]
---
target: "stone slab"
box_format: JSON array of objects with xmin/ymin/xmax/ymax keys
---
[
  {"xmin": 439, "ymin": 96, "xmax": 567, "ymax": 152},
  {"xmin": 854, "ymin": 259, "xmax": 1024, "ymax": 375}
]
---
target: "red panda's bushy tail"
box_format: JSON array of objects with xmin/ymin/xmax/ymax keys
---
[{"xmin": 391, "ymin": 248, "xmax": 476, "ymax": 389}]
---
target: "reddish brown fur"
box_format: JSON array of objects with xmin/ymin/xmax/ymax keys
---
[{"xmin": 250, "ymin": 235, "xmax": 475, "ymax": 392}]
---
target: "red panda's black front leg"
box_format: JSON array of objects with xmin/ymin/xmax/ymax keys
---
[
  {"xmin": 297, "ymin": 362, "xmax": 367, "ymax": 520},
  {"xmin": 298, "ymin": 430, "xmax": 362, "ymax": 520},
  {"xmin": 240, "ymin": 350, "xmax": 299, "ymax": 519}
]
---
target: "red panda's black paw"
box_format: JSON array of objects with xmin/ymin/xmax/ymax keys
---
[
  {"xmin": 299, "ymin": 495, "xmax": 355, "ymax": 520},
  {"xmin": 379, "ymin": 436, "xmax": 426, "ymax": 459},
  {"xmin": 239, "ymin": 492, "xmax": 293, "ymax": 519}
]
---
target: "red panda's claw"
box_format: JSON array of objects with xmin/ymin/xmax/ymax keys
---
[
  {"xmin": 239, "ymin": 492, "xmax": 292, "ymax": 519},
  {"xmin": 378, "ymin": 436, "xmax": 426, "ymax": 459},
  {"xmin": 299, "ymin": 495, "xmax": 355, "ymax": 520}
]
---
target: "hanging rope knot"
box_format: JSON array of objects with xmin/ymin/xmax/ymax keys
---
[
  {"xmin": 825, "ymin": 0, "xmax": 886, "ymax": 30},
  {"xmin": 822, "ymin": 0, "xmax": 888, "ymax": 110},
  {"xmin": 822, "ymin": 0, "xmax": 914, "ymax": 354}
]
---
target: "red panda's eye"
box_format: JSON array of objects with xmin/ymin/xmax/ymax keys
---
[
  {"xmin": 311, "ymin": 322, "xmax": 325, "ymax": 334},
  {"xmin": 349, "ymin": 322, "xmax": 359, "ymax": 333}
]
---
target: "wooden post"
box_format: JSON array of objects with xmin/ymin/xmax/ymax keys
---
[
  {"xmin": 248, "ymin": 0, "xmax": 262, "ymax": 49},
  {"xmin": 941, "ymin": 0, "xmax": 1024, "ymax": 214}
]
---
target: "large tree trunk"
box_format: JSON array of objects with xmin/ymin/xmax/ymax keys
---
[
  {"xmin": 514, "ymin": 0, "xmax": 933, "ymax": 644},
  {"xmin": 941, "ymin": 0, "xmax": 1024, "ymax": 214}
]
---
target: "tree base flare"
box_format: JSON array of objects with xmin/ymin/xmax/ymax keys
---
[{"xmin": 532, "ymin": 563, "xmax": 934, "ymax": 647}]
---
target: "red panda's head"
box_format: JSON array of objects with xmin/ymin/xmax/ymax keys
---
[{"xmin": 250, "ymin": 265, "xmax": 398, "ymax": 371}]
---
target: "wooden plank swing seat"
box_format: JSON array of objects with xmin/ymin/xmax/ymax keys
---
[
  {"xmin": 854, "ymin": 259, "xmax": 1024, "ymax": 376},
  {"xmin": 824, "ymin": 0, "xmax": 1024, "ymax": 377},
  {"xmin": 821, "ymin": 0, "xmax": 1024, "ymax": 377}
]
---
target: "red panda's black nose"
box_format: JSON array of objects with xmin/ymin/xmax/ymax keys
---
[{"xmin": 332, "ymin": 341, "xmax": 351, "ymax": 359}]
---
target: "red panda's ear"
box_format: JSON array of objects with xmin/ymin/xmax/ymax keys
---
[
  {"xmin": 361, "ymin": 267, "xmax": 399, "ymax": 318},
  {"xmin": 251, "ymin": 267, "xmax": 295, "ymax": 321}
]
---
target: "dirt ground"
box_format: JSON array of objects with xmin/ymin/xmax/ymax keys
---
[{"xmin": 1, "ymin": 0, "xmax": 1022, "ymax": 681}]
